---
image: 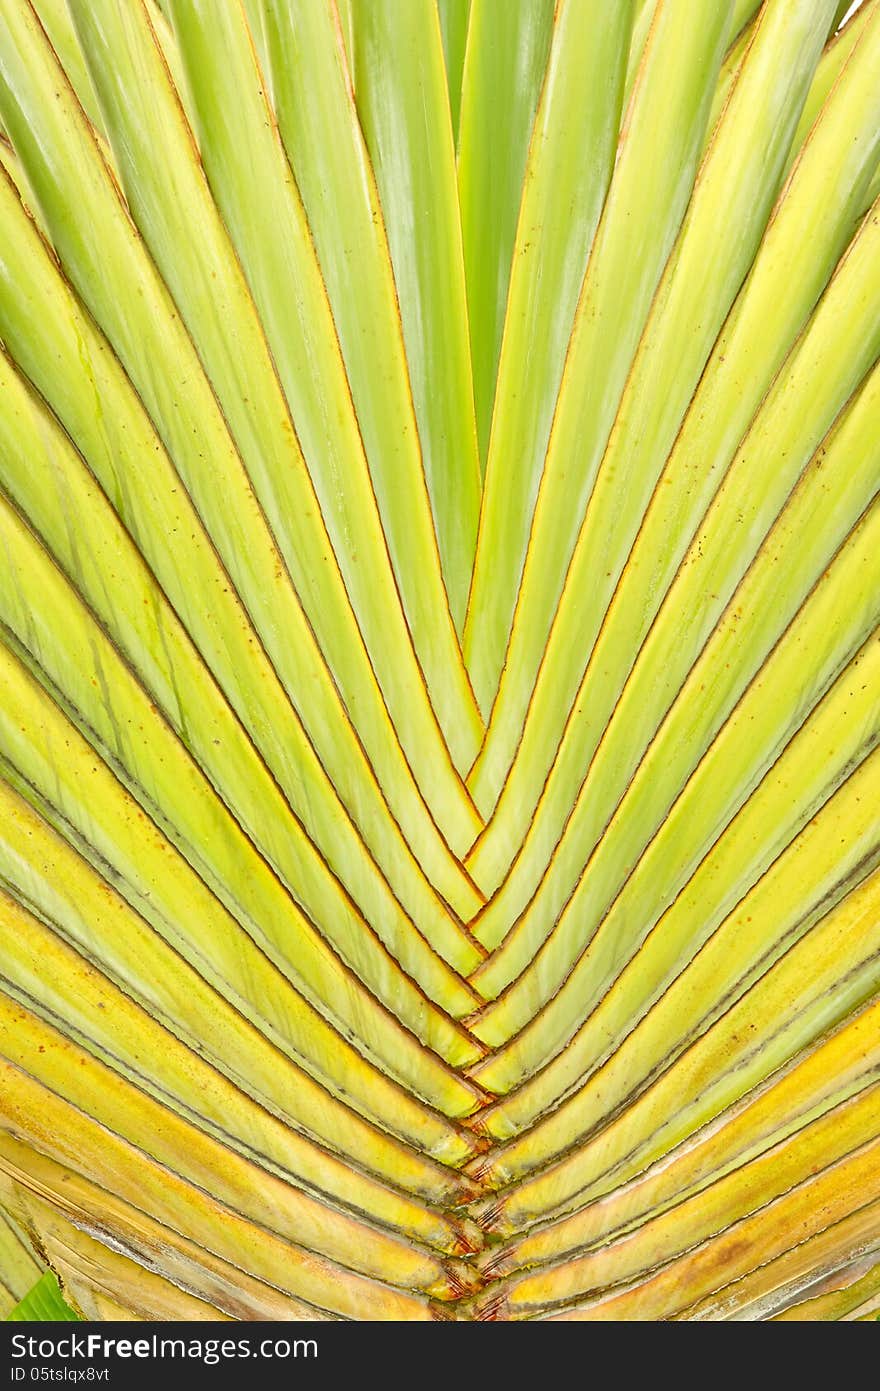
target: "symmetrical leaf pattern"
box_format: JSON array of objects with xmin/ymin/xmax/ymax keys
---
[{"xmin": 0, "ymin": 0, "xmax": 878, "ymax": 1321}]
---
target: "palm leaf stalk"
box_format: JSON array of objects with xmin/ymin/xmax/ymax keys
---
[{"xmin": 0, "ymin": 0, "xmax": 878, "ymax": 1321}]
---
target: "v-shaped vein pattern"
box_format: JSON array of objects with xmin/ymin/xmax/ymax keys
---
[{"xmin": 0, "ymin": 0, "xmax": 878, "ymax": 1321}]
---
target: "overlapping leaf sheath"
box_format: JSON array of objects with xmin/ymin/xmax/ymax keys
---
[
  {"xmin": 0, "ymin": 0, "xmax": 877, "ymax": 1321},
  {"xmin": 0, "ymin": 1205, "xmax": 43, "ymax": 1318}
]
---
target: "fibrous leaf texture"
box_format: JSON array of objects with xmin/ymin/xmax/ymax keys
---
[{"xmin": 0, "ymin": 0, "xmax": 878, "ymax": 1322}]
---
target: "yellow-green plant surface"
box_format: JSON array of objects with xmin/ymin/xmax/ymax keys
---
[{"xmin": 0, "ymin": 0, "xmax": 878, "ymax": 1321}]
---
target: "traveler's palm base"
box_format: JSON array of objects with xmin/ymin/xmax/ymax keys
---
[{"xmin": 0, "ymin": 0, "xmax": 879, "ymax": 1321}]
